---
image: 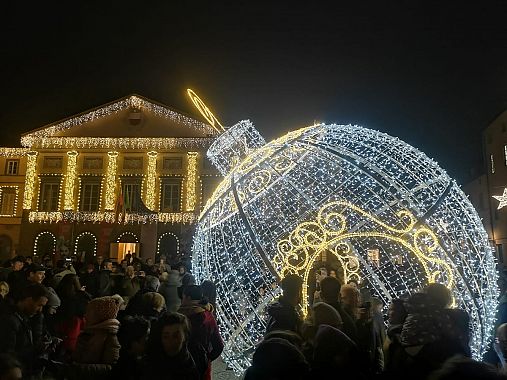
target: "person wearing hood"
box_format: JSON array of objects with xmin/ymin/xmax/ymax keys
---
[
  {"xmin": 178, "ymin": 285, "xmax": 223, "ymax": 380},
  {"xmin": 265, "ymin": 274, "xmax": 303, "ymax": 335},
  {"xmin": 158, "ymin": 270, "xmax": 181, "ymax": 312},
  {"xmin": 73, "ymin": 296, "xmax": 121, "ymax": 365}
]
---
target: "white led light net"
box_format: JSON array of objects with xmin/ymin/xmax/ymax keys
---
[{"xmin": 192, "ymin": 121, "xmax": 499, "ymax": 374}]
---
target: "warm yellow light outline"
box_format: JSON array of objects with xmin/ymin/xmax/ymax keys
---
[
  {"xmin": 63, "ymin": 151, "xmax": 78, "ymax": 210},
  {"xmin": 275, "ymin": 200, "xmax": 455, "ymax": 316},
  {"xmin": 187, "ymin": 89, "xmax": 225, "ymax": 133}
]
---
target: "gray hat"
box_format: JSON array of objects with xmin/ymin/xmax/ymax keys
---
[{"xmin": 44, "ymin": 286, "xmax": 61, "ymax": 308}]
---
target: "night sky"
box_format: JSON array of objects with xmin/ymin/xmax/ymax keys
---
[{"xmin": 2, "ymin": 2, "xmax": 507, "ymax": 183}]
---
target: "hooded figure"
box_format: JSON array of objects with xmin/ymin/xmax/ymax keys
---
[{"xmin": 74, "ymin": 296, "xmax": 121, "ymax": 365}]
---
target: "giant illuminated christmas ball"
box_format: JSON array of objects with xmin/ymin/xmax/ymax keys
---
[{"xmin": 192, "ymin": 120, "xmax": 498, "ymax": 373}]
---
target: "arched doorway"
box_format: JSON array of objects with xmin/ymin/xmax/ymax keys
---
[
  {"xmin": 74, "ymin": 232, "xmax": 97, "ymax": 263},
  {"xmin": 111, "ymin": 231, "xmax": 140, "ymax": 261},
  {"xmin": 0, "ymin": 235, "xmax": 12, "ymax": 263},
  {"xmin": 34, "ymin": 231, "xmax": 56, "ymax": 257},
  {"xmin": 157, "ymin": 232, "xmax": 179, "ymax": 265}
]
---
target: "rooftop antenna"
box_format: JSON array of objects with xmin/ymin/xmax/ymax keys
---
[{"xmin": 187, "ymin": 89, "xmax": 225, "ymax": 133}]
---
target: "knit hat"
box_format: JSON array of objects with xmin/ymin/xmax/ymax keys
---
[
  {"xmin": 85, "ymin": 296, "xmax": 120, "ymax": 326},
  {"xmin": 45, "ymin": 286, "xmax": 61, "ymax": 308}
]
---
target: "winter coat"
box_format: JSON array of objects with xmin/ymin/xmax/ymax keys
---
[
  {"xmin": 54, "ymin": 291, "xmax": 91, "ymax": 354},
  {"xmin": 326, "ymin": 301, "xmax": 359, "ymax": 343},
  {"xmin": 265, "ymin": 296, "xmax": 302, "ymax": 335},
  {"xmin": 111, "ymin": 350, "xmax": 144, "ymax": 380},
  {"xmin": 80, "ymin": 271, "xmax": 99, "ymax": 297},
  {"xmin": 53, "ymin": 266, "xmax": 76, "ymax": 288},
  {"xmin": 74, "ymin": 318, "xmax": 121, "ymax": 365},
  {"xmin": 178, "ymin": 302, "xmax": 224, "ymax": 380},
  {"xmin": 143, "ymin": 346, "xmax": 199, "ymax": 380},
  {"xmin": 0, "ymin": 307, "xmax": 39, "ymax": 375},
  {"xmin": 97, "ymin": 270, "xmax": 113, "ymax": 297},
  {"xmin": 120, "ymin": 276, "xmax": 141, "ymax": 301},
  {"xmin": 158, "ymin": 271, "xmax": 181, "ymax": 313}
]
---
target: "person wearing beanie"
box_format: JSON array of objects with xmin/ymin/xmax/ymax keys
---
[
  {"xmin": 73, "ymin": 296, "xmax": 121, "ymax": 365},
  {"xmin": 244, "ymin": 337, "xmax": 309, "ymax": 380}
]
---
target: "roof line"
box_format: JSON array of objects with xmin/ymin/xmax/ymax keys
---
[{"xmin": 21, "ymin": 93, "xmax": 212, "ymax": 137}]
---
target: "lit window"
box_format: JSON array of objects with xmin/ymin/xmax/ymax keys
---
[
  {"xmin": 5, "ymin": 160, "xmax": 19, "ymax": 175},
  {"xmin": 122, "ymin": 182, "xmax": 141, "ymax": 212},
  {"xmin": 491, "ymin": 154, "xmax": 495, "ymax": 174},
  {"xmin": 0, "ymin": 189, "xmax": 16, "ymax": 215},
  {"xmin": 80, "ymin": 182, "xmax": 100, "ymax": 211},
  {"xmin": 39, "ymin": 181, "xmax": 60, "ymax": 211},
  {"xmin": 162, "ymin": 181, "xmax": 181, "ymax": 212}
]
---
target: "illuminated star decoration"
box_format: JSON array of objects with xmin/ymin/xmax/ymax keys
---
[{"xmin": 493, "ymin": 188, "xmax": 507, "ymax": 209}]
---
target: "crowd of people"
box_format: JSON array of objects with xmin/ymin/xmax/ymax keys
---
[
  {"xmin": 0, "ymin": 254, "xmax": 223, "ymax": 380},
  {"xmin": 2, "ymin": 253, "xmax": 507, "ymax": 379},
  {"xmin": 247, "ymin": 272, "xmax": 507, "ymax": 380}
]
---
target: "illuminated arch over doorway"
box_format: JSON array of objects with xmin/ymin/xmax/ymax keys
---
[
  {"xmin": 116, "ymin": 231, "xmax": 139, "ymax": 243},
  {"xmin": 33, "ymin": 231, "xmax": 57, "ymax": 256},
  {"xmin": 157, "ymin": 232, "xmax": 180, "ymax": 263},
  {"xmin": 74, "ymin": 231, "xmax": 98, "ymax": 257}
]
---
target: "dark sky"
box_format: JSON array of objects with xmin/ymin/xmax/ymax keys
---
[{"xmin": 2, "ymin": 1, "xmax": 507, "ymax": 183}]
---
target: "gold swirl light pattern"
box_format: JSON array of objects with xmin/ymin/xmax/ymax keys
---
[{"xmin": 274, "ymin": 200, "xmax": 454, "ymax": 316}]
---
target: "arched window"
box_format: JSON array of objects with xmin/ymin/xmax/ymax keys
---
[
  {"xmin": 157, "ymin": 232, "xmax": 180, "ymax": 264},
  {"xmin": 74, "ymin": 232, "xmax": 97, "ymax": 260},
  {"xmin": 34, "ymin": 231, "xmax": 56, "ymax": 256}
]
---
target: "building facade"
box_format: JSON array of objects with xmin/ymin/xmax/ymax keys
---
[
  {"xmin": 464, "ymin": 109, "xmax": 507, "ymax": 264},
  {"xmin": 0, "ymin": 95, "xmax": 221, "ymax": 264}
]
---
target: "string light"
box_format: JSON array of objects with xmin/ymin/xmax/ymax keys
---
[
  {"xmin": 21, "ymin": 95, "xmax": 218, "ymax": 147},
  {"xmin": 185, "ymin": 152, "xmax": 199, "ymax": 211},
  {"xmin": 116, "ymin": 231, "xmax": 139, "ymax": 243},
  {"xmin": 23, "ymin": 151, "xmax": 38, "ymax": 209},
  {"xmin": 0, "ymin": 148, "xmax": 30, "ymax": 157},
  {"xmin": 145, "ymin": 151, "xmax": 158, "ymax": 210},
  {"xmin": 28, "ymin": 136, "xmax": 213, "ymax": 150},
  {"xmin": 28, "ymin": 210, "xmax": 197, "ymax": 225},
  {"xmin": 493, "ymin": 188, "xmax": 507, "ymax": 210},
  {"xmin": 186, "ymin": 89, "xmax": 225, "ymax": 132},
  {"xmin": 192, "ymin": 122, "xmax": 499, "ymax": 374},
  {"xmin": 63, "ymin": 151, "xmax": 78, "ymax": 210},
  {"xmin": 104, "ymin": 151, "xmax": 118, "ymax": 210},
  {"xmin": 157, "ymin": 231, "xmax": 180, "ymax": 256},
  {"xmin": 33, "ymin": 231, "xmax": 57, "ymax": 255},
  {"xmin": 73, "ymin": 231, "xmax": 98, "ymax": 256}
]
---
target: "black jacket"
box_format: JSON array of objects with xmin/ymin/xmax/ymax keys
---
[
  {"xmin": 0, "ymin": 307, "xmax": 39, "ymax": 375},
  {"xmin": 265, "ymin": 297, "xmax": 302, "ymax": 335}
]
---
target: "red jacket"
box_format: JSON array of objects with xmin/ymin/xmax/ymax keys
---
[{"xmin": 178, "ymin": 303, "xmax": 224, "ymax": 380}]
